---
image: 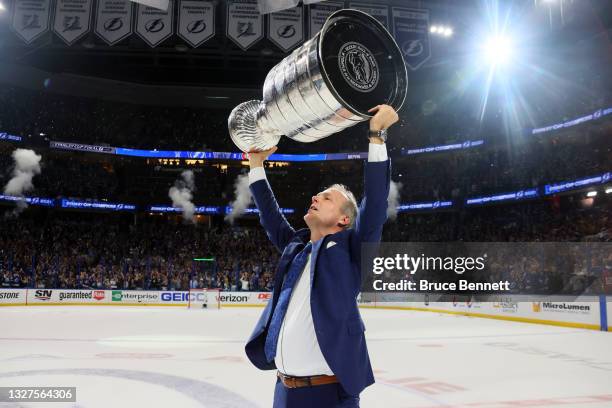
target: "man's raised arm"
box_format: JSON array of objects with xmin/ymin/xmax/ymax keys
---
[
  {"xmin": 248, "ymin": 147, "xmax": 296, "ymax": 252},
  {"xmin": 354, "ymin": 105, "xmax": 398, "ymax": 244}
]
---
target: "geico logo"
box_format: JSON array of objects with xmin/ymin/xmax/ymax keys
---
[
  {"xmin": 0, "ymin": 292, "xmax": 19, "ymax": 299},
  {"xmin": 162, "ymin": 292, "xmax": 187, "ymax": 301},
  {"xmin": 161, "ymin": 292, "xmax": 208, "ymax": 302}
]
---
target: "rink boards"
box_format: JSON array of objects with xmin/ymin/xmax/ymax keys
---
[{"xmin": 0, "ymin": 288, "xmax": 609, "ymax": 331}]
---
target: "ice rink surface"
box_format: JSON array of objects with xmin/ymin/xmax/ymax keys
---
[{"xmin": 0, "ymin": 306, "xmax": 611, "ymax": 408}]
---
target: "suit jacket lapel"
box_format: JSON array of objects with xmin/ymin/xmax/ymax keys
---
[{"xmin": 309, "ymin": 238, "xmax": 325, "ymax": 288}]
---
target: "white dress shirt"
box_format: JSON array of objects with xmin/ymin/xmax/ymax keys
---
[{"xmin": 249, "ymin": 143, "xmax": 388, "ymax": 375}]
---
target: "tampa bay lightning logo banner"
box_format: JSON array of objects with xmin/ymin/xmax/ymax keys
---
[
  {"xmin": 136, "ymin": 0, "xmax": 174, "ymax": 47},
  {"xmin": 349, "ymin": 2, "xmax": 390, "ymax": 30},
  {"xmin": 52, "ymin": 0, "xmax": 93, "ymax": 45},
  {"xmin": 267, "ymin": 5, "xmax": 303, "ymax": 52},
  {"xmin": 392, "ymin": 7, "xmax": 431, "ymax": 71},
  {"xmin": 95, "ymin": 0, "xmax": 133, "ymax": 45},
  {"xmin": 11, "ymin": 0, "xmax": 52, "ymax": 44},
  {"xmin": 226, "ymin": 0, "xmax": 263, "ymax": 51},
  {"xmin": 178, "ymin": 0, "xmax": 215, "ymax": 47},
  {"xmin": 307, "ymin": 1, "xmax": 342, "ymax": 39}
]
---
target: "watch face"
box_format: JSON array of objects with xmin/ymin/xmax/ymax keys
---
[{"xmin": 370, "ymin": 130, "xmax": 387, "ymax": 140}]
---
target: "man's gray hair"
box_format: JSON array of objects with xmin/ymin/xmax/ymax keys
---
[{"xmin": 328, "ymin": 184, "xmax": 358, "ymax": 229}]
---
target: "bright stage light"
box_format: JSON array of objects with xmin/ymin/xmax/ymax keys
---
[
  {"xmin": 586, "ymin": 191, "xmax": 597, "ymax": 198},
  {"xmin": 483, "ymin": 36, "xmax": 513, "ymax": 66},
  {"xmin": 431, "ymin": 25, "xmax": 453, "ymax": 37},
  {"xmin": 606, "ymin": 187, "xmax": 612, "ymax": 194},
  {"xmin": 0, "ymin": 2, "xmax": 5, "ymax": 11}
]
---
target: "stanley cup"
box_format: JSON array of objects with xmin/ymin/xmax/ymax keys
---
[{"xmin": 228, "ymin": 9, "xmax": 408, "ymax": 153}]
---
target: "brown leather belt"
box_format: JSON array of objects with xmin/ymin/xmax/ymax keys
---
[{"xmin": 277, "ymin": 371, "xmax": 339, "ymax": 389}]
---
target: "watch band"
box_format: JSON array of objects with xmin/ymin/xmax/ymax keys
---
[{"xmin": 368, "ymin": 129, "xmax": 387, "ymax": 142}]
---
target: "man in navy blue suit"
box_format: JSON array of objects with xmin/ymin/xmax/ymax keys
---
[{"xmin": 245, "ymin": 105, "xmax": 398, "ymax": 408}]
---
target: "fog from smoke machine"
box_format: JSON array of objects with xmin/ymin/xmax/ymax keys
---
[
  {"xmin": 225, "ymin": 174, "xmax": 252, "ymax": 224},
  {"xmin": 169, "ymin": 170, "xmax": 196, "ymax": 223},
  {"xmin": 3, "ymin": 149, "xmax": 42, "ymax": 215},
  {"xmin": 387, "ymin": 181, "xmax": 402, "ymax": 220}
]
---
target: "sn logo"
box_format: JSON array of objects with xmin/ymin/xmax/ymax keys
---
[{"xmin": 35, "ymin": 290, "xmax": 52, "ymax": 300}]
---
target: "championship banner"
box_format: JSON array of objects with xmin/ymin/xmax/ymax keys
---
[
  {"xmin": 136, "ymin": 0, "xmax": 174, "ymax": 47},
  {"xmin": 349, "ymin": 2, "xmax": 389, "ymax": 30},
  {"xmin": 267, "ymin": 5, "xmax": 303, "ymax": 52},
  {"xmin": 307, "ymin": 1, "xmax": 342, "ymax": 39},
  {"xmin": 226, "ymin": 0, "xmax": 263, "ymax": 51},
  {"xmin": 11, "ymin": 0, "xmax": 51, "ymax": 44},
  {"xmin": 95, "ymin": 0, "xmax": 133, "ymax": 45},
  {"xmin": 52, "ymin": 0, "xmax": 94, "ymax": 45},
  {"xmin": 392, "ymin": 7, "xmax": 431, "ymax": 70},
  {"xmin": 178, "ymin": 0, "xmax": 215, "ymax": 47}
]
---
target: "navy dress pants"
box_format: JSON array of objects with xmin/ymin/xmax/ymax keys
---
[{"xmin": 273, "ymin": 378, "xmax": 360, "ymax": 408}]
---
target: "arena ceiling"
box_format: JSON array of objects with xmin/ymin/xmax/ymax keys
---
[{"xmin": 0, "ymin": 0, "xmax": 609, "ymax": 110}]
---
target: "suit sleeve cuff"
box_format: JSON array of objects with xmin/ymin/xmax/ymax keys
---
[
  {"xmin": 368, "ymin": 143, "xmax": 388, "ymax": 162},
  {"xmin": 249, "ymin": 167, "xmax": 267, "ymax": 184}
]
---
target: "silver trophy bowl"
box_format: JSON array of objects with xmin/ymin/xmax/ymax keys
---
[{"xmin": 228, "ymin": 8, "xmax": 408, "ymax": 152}]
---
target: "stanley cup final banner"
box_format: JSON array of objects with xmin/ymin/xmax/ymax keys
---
[
  {"xmin": 178, "ymin": 0, "xmax": 215, "ymax": 47},
  {"xmin": 226, "ymin": 0, "xmax": 263, "ymax": 51},
  {"xmin": 267, "ymin": 5, "xmax": 303, "ymax": 52},
  {"xmin": 53, "ymin": 0, "xmax": 93, "ymax": 45},
  {"xmin": 349, "ymin": 2, "xmax": 389, "ymax": 30},
  {"xmin": 136, "ymin": 0, "xmax": 174, "ymax": 47},
  {"xmin": 95, "ymin": 0, "xmax": 133, "ymax": 45},
  {"xmin": 307, "ymin": 1, "xmax": 342, "ymax": 39},
  {"xmin": 392, "ymin": 7, "xmax": 431, "ymax": 71},
  {"xmin": 11, "ymin": 0, "xmax": 51, "ymax": 44}
]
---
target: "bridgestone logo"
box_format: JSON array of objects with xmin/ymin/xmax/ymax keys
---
[
  {"xmin": 542, "ymin": 302, "xmax": 590, "ymax": 311},
  {"xmin": 0, "ymin": 292, "xmax": 19, "ymax": 299}
]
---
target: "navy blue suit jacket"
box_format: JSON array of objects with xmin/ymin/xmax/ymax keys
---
[{"xmin": 245, "ymin": 159, "xmax": 390, "ymax": 396}]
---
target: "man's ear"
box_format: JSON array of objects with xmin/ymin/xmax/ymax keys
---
[{"xmin": 337, "ymin": 215, "xmax": 350, "ymax": 228}]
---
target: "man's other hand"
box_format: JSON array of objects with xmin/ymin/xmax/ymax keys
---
[
  {"xmin": 368, "ymin": 105, "xmax": 399, "ymax": 131},
  {"xmin": 248, "ymin": 146, "xmax": 278, "ymax": 168}
]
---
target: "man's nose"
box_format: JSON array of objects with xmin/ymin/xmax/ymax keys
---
[{"xmin": 311, "ymin": 196, "xmax": 318, "ymax": 203}]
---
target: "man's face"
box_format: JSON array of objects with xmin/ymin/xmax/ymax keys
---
[{"xmin": 304, "ymin": 188, "xmax": 350, "ymax": 229}]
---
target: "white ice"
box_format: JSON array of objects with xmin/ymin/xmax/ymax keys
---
[{"xmin": 0, "ymin": 307, "xmax": 611, "ymax": 408}]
